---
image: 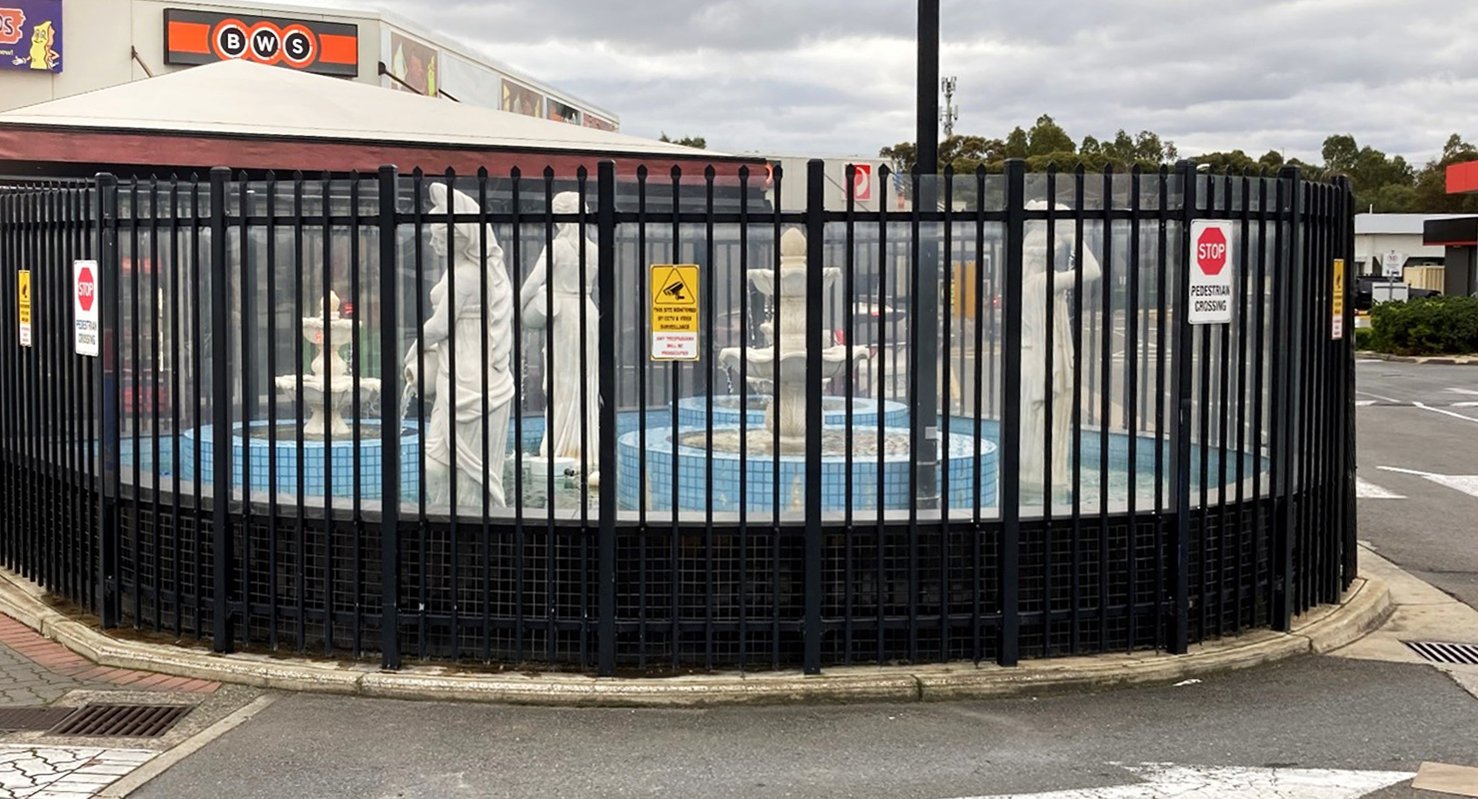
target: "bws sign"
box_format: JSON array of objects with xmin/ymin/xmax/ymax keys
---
[
  {"xmin": 164, "ymin": 9, "xmax": 358, "ymax": 77},
  {"xmin": 1188, "ymin": 220, "xmax": 1234, "ymax": 325}
]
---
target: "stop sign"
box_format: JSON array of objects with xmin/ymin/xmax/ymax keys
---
[
  {"xmin": 76, "ymin": 265, "xmax": 96, "ymax": 313},
  {"xmin": 1196, "ymin": 226, "xmax": 1228, "ymax": 276}
]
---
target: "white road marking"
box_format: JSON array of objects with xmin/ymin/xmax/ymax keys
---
[
  {"xmin": 1453, "ymin": 401, "xmax": 1478, "ymax": 408},
  {"xmin": 1378, "ymin": 466, "xmax": 1478, "ymax": 500},
  {"xmin": 1356, "ymin": 400, "xmax": 1378, "ymax": 407},
  {"xmin": 1358, "ymin": 390, "xmax": 1402, "ymax": 403},
  {"xmin": 1414, "ymin": 402, "xmax": 1478, "ymax": 425},
  {"xmin": 1446, "ymin": 387, "xmax": 1478, "ymax": 397},
  {"xmin": 951, "ymin": 763, "xmax": 1414, "ymax": 799},
  {"xmin": 1356, "ymin": 478, "xmax": 1404, "ymax": 499}
]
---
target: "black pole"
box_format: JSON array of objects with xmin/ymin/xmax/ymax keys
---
[
  {"xmin": 1170, "ymin": 160, "xmax": 1196, "ymax": 655},
  {"xmin": 377, "ymin": 166, "xmax": 401, "ymax": 670},
  {"xmin": 916, "ymin": 0, "xmax": 940, "ymax": 178},
  {"xmin": 597, "ymin": 160, "xmax": 619, "ymax": 678},
  {"xmin": 209, "ymin": 167, "xmax": 234, "ymax": 653},
  {"xmin": 998, "ymin": 159, "xmax": 1025, "ymax": 667},
  {"xmin": 913, "ymin": 0, "xmax": 941, "ymax": 509},
  {"xmin": 95, "ymin": 174, "xmax": 121, "ymax": 628},
  {"xmin": 804, "ymin": 159, "xmax": 826, "ymax": 676}
]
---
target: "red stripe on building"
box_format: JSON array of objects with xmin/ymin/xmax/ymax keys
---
[{"xmin": 168, "ymin": 21, "xmax": 212, "ymax": 55}]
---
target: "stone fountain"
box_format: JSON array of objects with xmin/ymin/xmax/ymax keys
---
[
  {"xmin": 276, "ymin": 292, "xmax": 379, "ymax": 438},
  {"xmin": 178, "ymin": 291, "xmax": 418, "ymax": 502},
  {"xmin": 617, "ymin": 228, "xmax": 996, "ymax": 514},
  {"xmin": 717, "ymin": 229, "xmax": 870, "ymax": 452}
]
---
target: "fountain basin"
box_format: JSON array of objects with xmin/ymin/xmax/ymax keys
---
[
  {"xmin": 178, "ymin": 421, "xmax": 421, "ymax": 502},
  {"xmin": 675, "ymin": 395, "xmax": 908, "ymax": 430},
  {"xmin": 616, "ymin": 425, "xmax": 997, "ymax": 513}
]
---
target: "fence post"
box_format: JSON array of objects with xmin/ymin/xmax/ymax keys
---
[
  {"xmin": 1337, "ymin": 175, "xmax": 1358, "ymax": 590},
  {"xmin": 1170, "ymin": 160, "xmax": 1197, "ymax": 655},
  {"xmin": 377, "ymin": 166, "xmax": 402, "ymax": 670},
  {"xmin": 597, "ymin": 160, "xmax": 618, "ymax": 678},
  {"xmin": 208, "ymin": 167, "xmax": 234, "ymax": 653},
  {"xmin": 803, "ymin": 159, "xmax": 826, "ymax": 675},
  {"xmin": 1273, "ymin": 165, "xmax": 1302, "ymax": 631},
  {"xmin": 998, "ymin": 158, "xmax": 1025, "ymax": 667},
  {"xmin": 94, "ymin": 174, "xmax": 122, "ymax": 628}
]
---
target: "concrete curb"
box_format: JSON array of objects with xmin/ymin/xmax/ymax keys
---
[
  {"xmin": 1356, "ymin": 350, "xmax": 1478, "ymax": 365},
  {"xmin": 0, "ymin": 570, "xmax": 1391, "ymax": 707}
]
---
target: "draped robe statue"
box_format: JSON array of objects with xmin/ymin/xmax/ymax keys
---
[
  {"xmin": 520, "ymin": 192, "xmax": 601, "ymax": 487},
  {"xmin": 403, "ymin": 184, "xmax": 515, "ymax": 511},
  {"xmin": 1020, "ymin": 201, "xmax": 1103, "ymax": 495}
]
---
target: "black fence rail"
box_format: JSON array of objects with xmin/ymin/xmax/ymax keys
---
[{"xmin": 0, "ymin": 160, "xmax": 1356, "ymax": 676}]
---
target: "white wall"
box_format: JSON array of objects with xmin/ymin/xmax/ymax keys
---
[{"xmin": 1353, "ymin": 232, "xmax": 1443, "ymax": 275}]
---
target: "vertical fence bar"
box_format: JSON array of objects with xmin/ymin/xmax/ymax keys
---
[
  {"xmin": 1338, "ymin": 176, "xmax": 1358, "ymax": 589},
  {"xmin": 377, "ymin": 166, "xmax": 401, "ymax": 670},
  {"xmin": 998, "ymin": 158, "xmax": 1025, "ymax": 667},
  {"xmin": 1272, "ymin": 165, "xmax": 1300, "ymax": 631},
  {"xmin": 1170, "ymin": 160, "xmax": 1196, "ymax": 654},
  {"xmin": 803, "ymin": 159, "xmax": 826, "ymax": 676},
  {"xmin": 96, "ymin": 174, "xmax": 122, "ymax": 628},
  {"xmin": 597, "ymin": 160, "xmax": 618, "ymax": 678},
  {"xmin": 208, "ymin": 167, "xmax": 234, "ymax": 652}
]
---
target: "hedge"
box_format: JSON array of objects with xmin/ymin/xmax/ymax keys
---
[{"xmin": 1367, "ymin": 295, "xmax": 1478, "ymax": 355}]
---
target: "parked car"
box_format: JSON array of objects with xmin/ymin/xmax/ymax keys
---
[{"xmin": 1354, "ymin": 276, "xmax": 1439, "ymax": 311}]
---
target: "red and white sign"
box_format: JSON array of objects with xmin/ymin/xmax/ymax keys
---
[
  {"xmin": 1188, "ymin": 221, "xmax": 1234, "ymax": 325},
  {"xmin": 73, "ymin": 260, "xmax": 99, "ymax": 357},
  {"xmin": 853, "ymin": 164, "xmax": 873, "ymax": 201}
]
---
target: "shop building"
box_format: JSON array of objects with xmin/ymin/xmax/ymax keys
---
[{"xmin": 0, "ymin": 0, "xmax": 619, "ymax": 130}]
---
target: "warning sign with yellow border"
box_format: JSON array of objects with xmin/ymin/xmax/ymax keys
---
[
  {"xmin": 1331, "ymin": 259, "xmax": 1345, "ymax": 340},
  {"xmin": 650, "ymin": 263, "xmax": 700, "ymax": 361},
  {"xmin": 17, "ymin": 270, "xmax": 32, "ymax": 349}
]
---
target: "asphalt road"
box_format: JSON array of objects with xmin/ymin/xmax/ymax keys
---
[
  {"xmin": 134, "ymin": 657, "xmax": 1476, "ymax": 799},
  {"xmin": 1354, "ymin": 359, "xmax": 1478, "ymax": 609},
  {"xmin": 124, "ymin": 358, "xmax": 1478, "ymax": 799}
]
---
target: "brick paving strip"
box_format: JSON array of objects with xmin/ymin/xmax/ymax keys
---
[
  {"xmin": 0, "ymin": 617, "xmax": 219, "ymax": 700},
  {"xmin": 0, "ymin": 745, "xmax": 154, "ymax": 798}
]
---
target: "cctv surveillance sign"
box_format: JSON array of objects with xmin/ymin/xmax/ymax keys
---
[
  {"xmin": 650, "ymin": 264, "xmax": 700, "ymax": 361},
  {"xmin": 163, "ymin": 8, "xmax": 359, "ymax": 76}
]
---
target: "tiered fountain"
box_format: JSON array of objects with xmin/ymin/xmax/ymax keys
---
[
  {"xmin": 180, "ymin": 293, "xmax": 420, "ymax": 502},
  {"xmin": 617, "ymin": 229, "xmax": 996, "ymax": 513}
]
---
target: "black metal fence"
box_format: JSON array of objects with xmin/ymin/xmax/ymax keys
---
[{"xmin": 0, "ymin": 159, "xmax": 1356, "ymax": 675}]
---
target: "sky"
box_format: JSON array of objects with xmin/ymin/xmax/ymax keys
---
[{"xmin": 302, "ymin": 0, "xmax": 1478, "ymax": 165}]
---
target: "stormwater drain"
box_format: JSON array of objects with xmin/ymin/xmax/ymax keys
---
[
  {"xmin": 0, "ymin": 707, "xmax": 79, "ymax": 732},
  {"xmin": 49, "ymin": 704, "xmax": 191, "ymax": 738},
  {"xmin": 1404, "ymin": 640, "xmax": 1478, "ymax": 666}
]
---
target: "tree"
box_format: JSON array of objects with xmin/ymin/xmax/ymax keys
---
[
  {"xmin": 1004, "ymin": 126, "xmax": 1029, "ymax": 159},
  {"xmin": 1026, "ymin": 114, "xmax": 1075, "ymax": 157},
  {"xmin": 879, "ymin": 141, "xmax": 918, "ymax": 176},
  {"xmin": 1410, "ymin": 133, "xmax": 1478, "ymax": 214},
  {"xmin": 659, "ymin": 133, "xmax": 707, "ymax": 149}
]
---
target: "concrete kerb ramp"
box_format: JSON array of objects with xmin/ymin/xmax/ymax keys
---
[{"xmin": 0, "ymin": 567, "xmax": 1392, "ymax": 708}]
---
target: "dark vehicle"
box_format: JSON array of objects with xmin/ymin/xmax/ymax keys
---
[{"xmin": 1354, "ymin": 276, "xmax": 1439, "ymax": 311}]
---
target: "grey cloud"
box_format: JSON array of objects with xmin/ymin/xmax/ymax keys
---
[{"xmin": 301, "ymin": 0, "xmax": 1478, "ymax": 163}]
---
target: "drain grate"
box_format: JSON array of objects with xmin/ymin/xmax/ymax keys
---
[
  {"xmin": 0, "ymin": 707, "xmax": 78, "ymax": 732},
  {"xmin": 1404, "ymin": 640, "xmax": 1478, "ymax": 666},
  {"xmin": 49, "ymin": 704, "xmax": 190, "ymax": 738}
]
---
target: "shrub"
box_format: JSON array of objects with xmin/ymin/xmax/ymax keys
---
[
  {"xmin": 1368, "ymin": 295, "xmax": 1478, "ymax": 355},
  {"xmin": 1354, "ymin": 327, "xmax": 1374, "ymax": 351}
]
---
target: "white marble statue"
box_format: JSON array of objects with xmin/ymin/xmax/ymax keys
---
[
  {"xmin": 1020, "ymin": 201, "xmax": 1102, "ymax": 494},
  {"xmin": 520, "ymin": 192, "xmax": 601, "ymax": 487},
  {"xmin": 403, "ymin": 183, "xmax": 516, "ymax": 511}
]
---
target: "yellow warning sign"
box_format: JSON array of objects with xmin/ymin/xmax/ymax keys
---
[
  {"xmin": 17, "ymin": 270, "xmax": 32, "ymax": 349},
  {"xmin": 1331, "ymin": 259, "xmax": 1345, "ymax": 340},
  {"xmin": 650, "ymin": 264, "xmax": 700, "ymax": 361}
]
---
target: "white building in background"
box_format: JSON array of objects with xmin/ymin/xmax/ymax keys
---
[
  {"xmin": 1353, "ymin": 213, "xmax": 1463, "ymax": 276},
  {"xmin": 0, "ymin": 0, "xmax": 618, "ymax": 130},
  {"xmin": 761, "ymin": 155, "xmax": 897, "ymax": 213}
]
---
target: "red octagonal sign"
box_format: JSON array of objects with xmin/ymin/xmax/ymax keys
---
[
  {"xmin": 1196, "ymin": 226, "xmax": 1228, "ymax": 276},
  {"xmin": 76, "ymin": 265, "xmax": 96, "ymax": 313}
]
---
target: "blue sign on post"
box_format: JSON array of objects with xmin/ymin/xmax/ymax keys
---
[{"xmin": 0, "ymin": 0, "xmax": 63, "ymax": 73}]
